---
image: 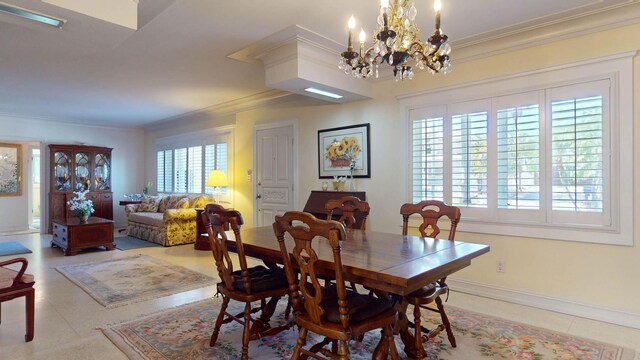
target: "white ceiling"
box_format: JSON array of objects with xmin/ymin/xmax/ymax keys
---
[{"xmin": 0, "ymin": 0, "xmax": 636, "ymax": 128}]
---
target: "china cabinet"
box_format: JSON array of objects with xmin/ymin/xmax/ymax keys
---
[{"xmin": 48, "ymin": 144, "xmax": 113, "ymax": 233}]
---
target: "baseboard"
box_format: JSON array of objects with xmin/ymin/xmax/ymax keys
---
[{"xmin": 448, "ymin": 278, "xmax": 640, "ymax": 330}]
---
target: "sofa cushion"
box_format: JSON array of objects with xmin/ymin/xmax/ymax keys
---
[
  {"xmin": 138, "ymin": 196, "xmax": 161, "ymax": 212},
  {"xmin": 163, "ymin": 196, "xmax": 186, "ymax": 210},
  {"xmin": 128, "ymin": 212, "xmax": 164, "ymax": 227},
  {"xmin": 190, "ymin": 194, "xmax": 213, "ymax": 209},
  {"xmin": 176, "ymin": 197, "xmax": 190, "ymax": 209}
]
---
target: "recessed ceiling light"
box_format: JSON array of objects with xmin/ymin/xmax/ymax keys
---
[
  {"xmin": 0, "ymin": 2, "xmax": 66, "ymax": 28},
  {"xmin": 304, "ymin": 87, "xmax": 343, "ymax": 99}
]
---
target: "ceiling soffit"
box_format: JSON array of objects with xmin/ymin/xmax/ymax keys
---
[{"xmin": 229, "ymin": 25, "xmax": 372, "ymax": 104}]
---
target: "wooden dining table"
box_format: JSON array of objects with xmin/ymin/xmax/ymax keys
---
[{"xmin": 226, "ymin": 226, "xmax": 490, "ymax": 359}]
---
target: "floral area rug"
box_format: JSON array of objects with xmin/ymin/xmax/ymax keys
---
[
  {"xmin": 56, "ymin": 254, "xmax": 214, "ymax": 308},
  {"xmin": 101, "ymin": 296, "xmax": 635, "ymax": 360}
]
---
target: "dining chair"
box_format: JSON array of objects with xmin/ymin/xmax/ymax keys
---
[
  {"xmin": 273, "ymin": 211, "xmax": 399, "ymax": 360},
  {"xmin": 400, "ymin": 200, "xmax": 461, "ymax": 352},
  {"xmin": 0, "ymin": 257, "xmax": 35, "ymax": 342},
  {"xmin": 204, "ymin": 204, "xmax": 292, "ymax": 360},
  {"xmin": 325, "ymin": 195, "xmax": 370, "ymax": 230}
]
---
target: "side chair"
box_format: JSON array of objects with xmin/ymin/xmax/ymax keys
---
[
  {"xmin": 325, "ymin": 195, "xmax": 371, "ymax": 230},
  {"xmin": 0, "ymin": 257, "xmax": 35, "ymax": 342},
  {"xmin": 204, "ymin": 204, "xmax": 292, "ymax": 360},
  {"xmin": 400, "ymin": 200, "xmax": 461, "ymax": 354},
  {"xmin": 273, "ymin": 211, "xmax": 399, "ymax": 360}
]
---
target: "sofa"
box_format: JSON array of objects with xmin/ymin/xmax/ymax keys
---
[{"xmin": 125, "ymin": 194, "xmax": 214, "ymax": 246}]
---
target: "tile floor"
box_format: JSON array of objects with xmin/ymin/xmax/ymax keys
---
[{"xmin": 1, "ymin": 232, "xmax": 639, "ymax": 359}]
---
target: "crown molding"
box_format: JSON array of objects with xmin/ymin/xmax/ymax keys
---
[
  {"xmin": 453, "ymin": 1, "xmax": 640, "ymax": 64},
  {"xmin": 143, "ymin": 89, "xmax": 294, "ymax": 132}
]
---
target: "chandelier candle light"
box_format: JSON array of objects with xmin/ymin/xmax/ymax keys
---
[{"xmin": 339, "ymin": 0, "xmax": 452, "ymax": 81}]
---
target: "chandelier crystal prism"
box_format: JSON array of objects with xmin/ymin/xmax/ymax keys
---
[{"xmin": 339, "ymin": 0, "xmax": 452, "ymax": 81}]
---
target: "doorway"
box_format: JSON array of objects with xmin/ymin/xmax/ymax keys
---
[
  {"xmin": 254, "ymin": 123, "xmax": 296, "ymax": 227},
  {"xmin": 28, "ymin": 145, "xmax": 41, "ymax": 230}
]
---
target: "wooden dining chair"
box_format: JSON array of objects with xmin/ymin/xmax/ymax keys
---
[
  {"xmin": 400, "ymin": 200, "xmax": 461, "ymax": 353},
  {"xmin": 325, "ymin": 195, "xmax": 370, "ymax": 230},
  {"xmin": 204, "ymin": 204, "xmax": 292, "ymax": 360},
  {"xmin": 0, "ymin": 257, "xmax": 35, "ymax": 342},
  {"xmin": 273, "ymin": 211, "xmax": 399, "ymax": 360}
]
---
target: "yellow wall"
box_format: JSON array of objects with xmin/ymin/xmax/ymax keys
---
[{"xmin": 145, "ymin": 23, "xmax": 640, "ymax": 317}]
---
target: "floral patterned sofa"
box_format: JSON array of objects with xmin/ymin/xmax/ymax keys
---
[{"xmin": 125, "ymin": 194, "xmax": 214, "ymax": 246}]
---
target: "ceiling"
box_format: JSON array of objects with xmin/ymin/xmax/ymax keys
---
[{"xmin": 0, "ymin": 0, "xmax": 636, "ymax": 128}]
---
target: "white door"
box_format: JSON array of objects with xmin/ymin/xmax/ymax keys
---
[{"xmin": 255, "ymin": 125, "xmax": 295, "ymax": 227}]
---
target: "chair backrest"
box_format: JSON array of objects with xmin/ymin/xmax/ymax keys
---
[
  {"xmin": 400, "ymin": 200, "xmax": 461, "ymax": 240},
  {"xmin": 273, "ymin": 211, "xmax": 349, "ymax": 329},
  {"xmin": 325, "ymin": 196, "xmax": 370, "ymax": 230},
  {"xmin": 203, "ymin": 203, "xmax": 252, "ymax": 294}
]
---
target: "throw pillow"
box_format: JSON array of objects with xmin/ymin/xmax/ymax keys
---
[
  {"xmin": 138, "ymin": 196, "xmax": 160, "ymax": 212},
  {"xmin": 176, "ymin": 197, "xmax": 190, "ymax": 209},
  {"xmin": 191, "ymin": 194, "xmax": 213, "ymax": 209},
  {"xmin": 164, "ymin": 196, "xmax": 187, "ymax": 210}
]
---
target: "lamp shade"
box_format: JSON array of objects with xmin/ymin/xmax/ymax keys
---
[{"xmin": 206, "ymin": 169, "xmax": 228, "ymax": 187}]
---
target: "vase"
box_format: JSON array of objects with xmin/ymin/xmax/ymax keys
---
[
  {"xmin": 79, "ymin": 214, "xmax": 89, "ymax": 223},
  {"xmin": 346, "ymin": 175, "xmax": 356, "ymax": 191}
]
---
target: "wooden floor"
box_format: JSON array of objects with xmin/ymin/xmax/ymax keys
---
[{"xmin": 1, "ymin": 232, "xmax": 639, "ymax": 359}]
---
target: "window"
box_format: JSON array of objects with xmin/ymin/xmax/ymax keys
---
[
  {"xmin": 155, "ymin": 127, "xmax": 233, "ymax": 201},
  {"xmin": 403, "ymin": 53, "xmax": 633, "ymax": 245}
]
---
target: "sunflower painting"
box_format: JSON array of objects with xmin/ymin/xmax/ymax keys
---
[{"xmin": 318, "ymin": 124, "xmax": 370, "ymax": 179}]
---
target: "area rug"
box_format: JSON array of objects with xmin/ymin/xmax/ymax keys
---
[
  {"xmin": 56, "ymin": 254, "xmax": 215, "ymax": 308},
  {"xmin": 114, "ymin": 236, "xmax": 162, "ymax": 250},
  {"xmin": 0, "ymin": 241, "xmax": 32, "ymax": 256},
  {"xmin": 101, "ymin": 297, "xmax": 635, "ymax": 360}
]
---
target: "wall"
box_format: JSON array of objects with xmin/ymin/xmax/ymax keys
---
[
  {"xmin": 144, "ymin": 23, "xmax": 640, "ymax": 325},
  {"xmin": 0, "ymin": 115, "xmax": 145, "ymax": 230}
]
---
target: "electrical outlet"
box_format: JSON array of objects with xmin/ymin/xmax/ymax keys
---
[{"xmin": 496, "ymin": 260, "xmax": 505, "ymax": 273}]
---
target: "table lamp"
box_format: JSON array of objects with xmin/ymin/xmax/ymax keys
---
[{"xmin": 206, "ymin": 169, "xmax": 228, "ymax": 203}]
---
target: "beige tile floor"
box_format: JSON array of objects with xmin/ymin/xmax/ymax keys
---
[{"xmin": 1, "ymin": 232, "xmax": 639, "ymax": 359}]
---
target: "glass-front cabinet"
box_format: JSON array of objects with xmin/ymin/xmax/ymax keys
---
[{"xmin": 48, "ymin": 144, "xmax": 113, "ymax": 233}]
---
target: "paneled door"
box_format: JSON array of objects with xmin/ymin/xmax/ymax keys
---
[{"xmin": 255, "ymin": 124, "xmax": 294, "ymax": 227}]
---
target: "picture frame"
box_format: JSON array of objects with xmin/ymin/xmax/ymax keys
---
[
  {"xmin": 0, "ymin": 143, "xmax": 22, "ymax": 196},
  {"xmin": 318, "ymin": 123, "xmax": 370, "ymax": 179}
]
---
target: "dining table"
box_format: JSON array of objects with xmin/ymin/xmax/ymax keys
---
[{"xmin": 226, "ymin": 225, "xmax": 490, "ymax": 359}]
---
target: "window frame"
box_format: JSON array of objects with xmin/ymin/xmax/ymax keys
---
[
  {"xmin": 399, "ymin": 52, "xmax": 634, "ymax": 245},
  {"xmin": 154, "ymin": 126, "xmax": 234, "ymax": 205}
]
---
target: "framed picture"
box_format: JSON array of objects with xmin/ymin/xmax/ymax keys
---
[
  {"xmin": 0, "ymin": 143, "xmax": 22, "ymax": 196},
  {"xmin": 318, "ymin": 123, "xmax": 370, "ymax": 179}
]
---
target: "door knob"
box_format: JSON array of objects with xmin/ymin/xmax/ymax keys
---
[{"xmin": 256, "ymin": 194, "xmax": 262, "ymax": 199}]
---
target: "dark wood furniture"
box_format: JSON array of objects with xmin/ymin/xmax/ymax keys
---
[
  {"xmin": 51, "ymin": 217, "xmax": 115, "ymax": 256},
  {"xmin": 401, "ymin": 200, "xmax": 462, "ymax": 357},
  {"xmin": 274, "ymin": 211, "xmax": 399, "ymax": 359},
  {"xmin": 303, "ymin": 190, "xmax": 366, "ymax": 228},
  {"xmin": 203, "ymin": 204, "xmax": 292, "ymax": 360},
  {"xmin": 48, "ymin": 144, "xmax": 113, "ymax": 233},
  {"xmin": 325, "ymin": 195, "xmax": 370, "ymax": 230},
  {"xmin": 118, "ymin": 200, "xmax": 142, "ymax": 206},
  {"xmin": 226, "ymin": 225, "xmax": 489, "ymax": 359},
  {"xmin": 0, "ymin": 258, "xmax": 35, "ymax": 342}
]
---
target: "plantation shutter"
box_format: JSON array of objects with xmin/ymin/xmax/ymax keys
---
[
  {"xmin": 156, "ymin": 151, "xmax": 165, "ymax": 192},
  {"xmin": 174, "ymin": 148, "xmax": 187, "ymax": 193},
  {"xmin": 451, "ymin": 111, "xmax": 488, "ymax": 208},
  {"xmin": 187, "ymin": 146, "xmax": 202, "ymax": 194},
  {"xmin": 411, "ymin": 116, "xmax": 444, "ymax": 202}
]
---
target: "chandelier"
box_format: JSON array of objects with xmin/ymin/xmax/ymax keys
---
[{"xmin": 339, "ymin": 0, "xmax": 452, "ymax": 81}]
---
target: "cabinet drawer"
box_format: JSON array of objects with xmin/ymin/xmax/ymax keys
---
[
  {"xmin": 101, "ymin": 193, "xmax": 113, "ymax": 201},
  {"xmin": 86, "ymin": 193, "xmax": 100, "ymax": 202},
  {"xmin": 53, "ymin": 225, "xmax": 68, "ymax": 245}
]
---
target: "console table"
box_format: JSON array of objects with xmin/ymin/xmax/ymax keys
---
[
  {"xmin": 303, "ymin": 190, "xmax": 366, "ymax": 227},
  {"xmin": 51, "ymin": 217, "xmax": 115, "ymax": 256}
]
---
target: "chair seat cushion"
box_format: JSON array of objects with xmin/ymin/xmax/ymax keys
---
[
  {"xmin": 408, "ymin": 282, "xmax": 437, "ymax": 298},
  {"xmin": 321, "ymin": 286, "xmax": 393, "ymax": 323},
  {"xmin": 231, "ymin": 265, "xmax": 288, "ymax": 293},
  {"xmin": 0, "ymin": 267, "xmax": 34, "ymax": 289}
]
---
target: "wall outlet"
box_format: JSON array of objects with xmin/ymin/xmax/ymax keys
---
[{"xmin": 496, "ymin": 260, "xmax": 505, "ymax": 273}]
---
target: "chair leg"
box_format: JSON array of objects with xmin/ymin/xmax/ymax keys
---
[
  {"xmin": 210, "ymin": 296, "xmax": 230, "ymax": 347},
  {"xmin": 241, "ymin": 302, "xmax": 251, "ymax": 360},
  {"xmin": 435, "ymin": 296, "xmax": 456, "ymax": 347},
  {"xmin": 337, "ymin": 340, "xmax": 349, "ymax": 360},
  {"xmin": 413, "ymin": 303, "xmax": 425, "ymax": 359},
  {"xmin": 25, "ymin": 288, "xmax": 34, "ymax": 342},
  {"xmin": 291, "ymin": 328, "xmax": 307, "ymax": 360}
]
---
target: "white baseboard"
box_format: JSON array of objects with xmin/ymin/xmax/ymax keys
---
[{"xmin": 448, "ymin": 278, "xmax": 640, "ymax": 330}]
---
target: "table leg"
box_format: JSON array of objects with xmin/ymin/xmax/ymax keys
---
[{"xmin": 394, "ymin": 297, "xmax": 424, "ymax": 359}]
